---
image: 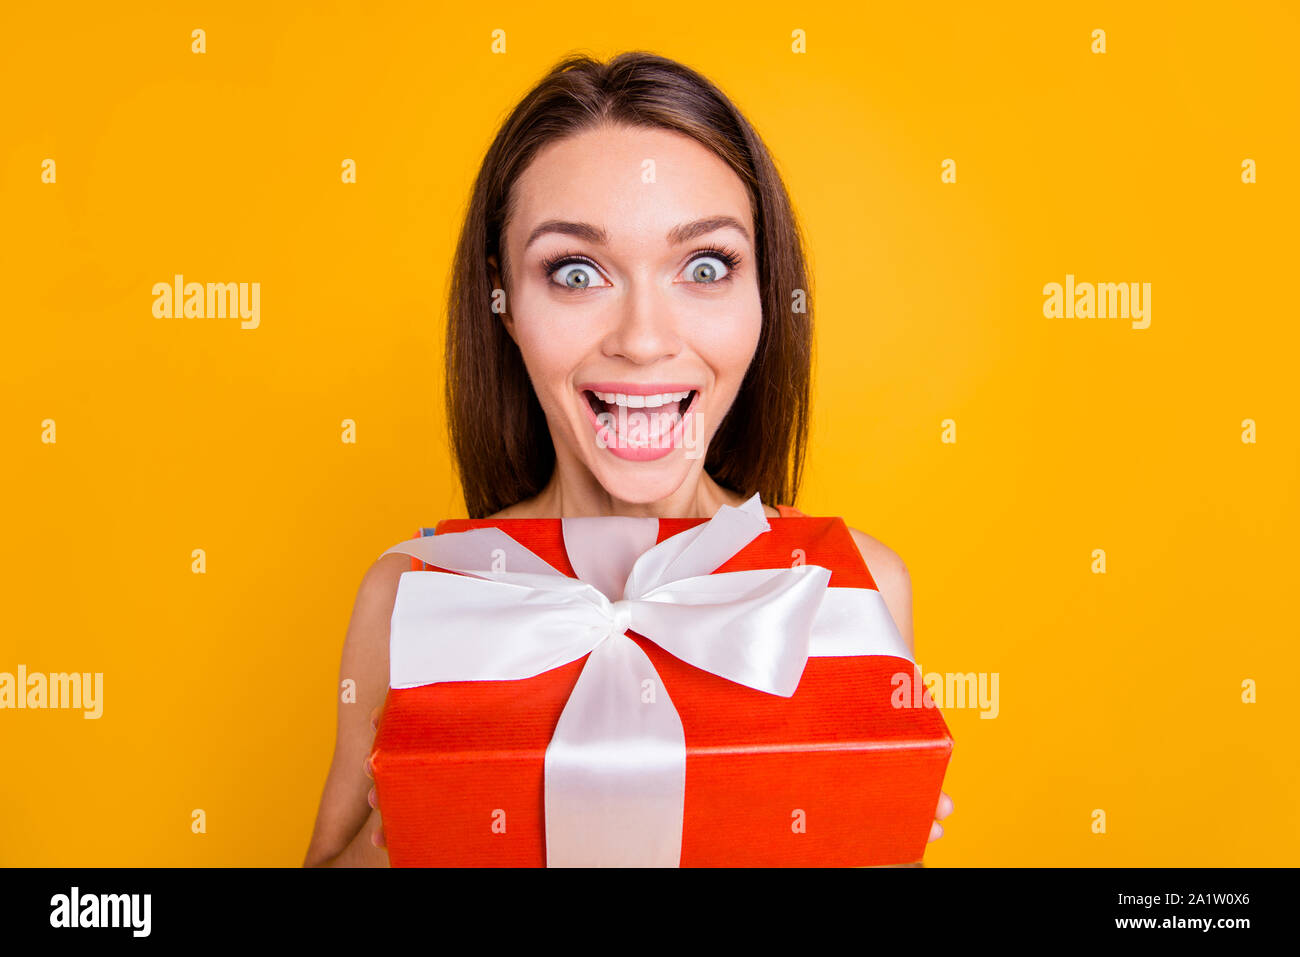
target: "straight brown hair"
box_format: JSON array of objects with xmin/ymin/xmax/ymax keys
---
[{"xmin": 447, "ymin": 51, "xmax": 813, "ymax": 519}]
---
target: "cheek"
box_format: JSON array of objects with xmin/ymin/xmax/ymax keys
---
[
  {"xmin": 693, "ymin": 287, "xmax": 763, "ymax": 383},
  {"xmin": 507, "ymin": 290, "xmax": 595, "ymax": 400}
]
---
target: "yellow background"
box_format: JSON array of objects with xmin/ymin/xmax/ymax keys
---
[{"xmin": 2, "ymin": 1, "xmax": 1296, "ymax": 866}]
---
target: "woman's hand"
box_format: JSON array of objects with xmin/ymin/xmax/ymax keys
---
[
  {"xmin": 928, "ymin": 790, "xmax": 954, "ymax": 841},
  {"xmin": 362, "ymin": 705, "xmax": 388, "ymax": 853}
]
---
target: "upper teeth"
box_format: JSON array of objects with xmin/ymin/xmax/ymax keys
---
[{"xmin": 590, "ymin": 390, "xmax": 691, "ymax": 409}]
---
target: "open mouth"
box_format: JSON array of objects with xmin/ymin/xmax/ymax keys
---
[
  {"xmin": 578, "ymin": 386, "xmax": 701, "ymax": 458},
  {"xmin": 582, "ymin": 389, "xmax": 697, "ymax": 419}
]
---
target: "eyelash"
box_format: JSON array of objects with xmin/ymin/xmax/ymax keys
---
[{"xmin": 541, "ymin": 246, "xmax": 743, "ymax": 287}]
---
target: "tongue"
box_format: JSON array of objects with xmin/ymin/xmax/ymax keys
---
[{"xmin": 597, "ymin": 400, "xmax": 682, "ymax": 444}]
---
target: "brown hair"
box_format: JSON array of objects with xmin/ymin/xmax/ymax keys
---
[{"xmin": 447, "ymin": 51, "xmax": 812, "ymax": 519}]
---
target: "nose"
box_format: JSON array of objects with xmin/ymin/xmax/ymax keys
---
[{"xmin": 600, "ymin": 278, "xmax": 683, "ymax": 364}]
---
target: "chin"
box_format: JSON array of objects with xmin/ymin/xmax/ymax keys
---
[{"xmin": 587, "ymin": 454, "xmax": 697, "ymax": 506}]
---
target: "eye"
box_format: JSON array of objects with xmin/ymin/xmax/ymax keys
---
[
  {"xmin": 679, "ymin": 249, "xmax": 740, "ymax": 285},
  {"xmin": 547, "ymin": 259, "xmax": 611, "ymax": 290},
  {"xmin": 686, "ymin": 256, "xmax": 727, "ymax": 283}
]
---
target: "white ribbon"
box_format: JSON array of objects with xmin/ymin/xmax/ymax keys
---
[{"xmin": 379, "ymin": 494, "xmax": 912, "ymax": 867}]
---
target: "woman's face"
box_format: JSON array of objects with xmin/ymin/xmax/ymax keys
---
[{"xmin": 498, "ymin": 122, "xmax": 763, "ymax": 506}]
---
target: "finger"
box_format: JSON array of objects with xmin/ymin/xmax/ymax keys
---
[
  {"xmin": 370, "ymin": 706, "xmax": 382, "ymax": 732},
  {"xmin": 370, "ymin": 822, "xmax": 386, "ymax": 848},
  {"xmin": 363, "ymin": 752, "xmax": 374, "ymax": 779},
  {"xmin": 936, "ymin": 791, "xmax": 954, "ymax": 820},
  {"xmin": 367, "ymin": 786, "xmax": 377, "ymax": 809},
  {"xmin": 928, "ymin": 820, "xmax": 944, "ymax": 842}
]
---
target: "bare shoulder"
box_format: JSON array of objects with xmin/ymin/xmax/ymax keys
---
[
  {"xmin": 346, "ymin": 553, "xmax": 412, "ymax": 641},
  {"xmin": 360, "ymin": 551, "xmax": 413, "ymax": 598},
  {"xmin": 846, "ymin": 526, "xmax": 913, "ymax": 652},
  {"xmin": 846, "ymin": 527, "xmax": 909, "ymax": 581},
  {"xmin": 336, "ymin": 551, "xmax": 412, "ymax": 697}
]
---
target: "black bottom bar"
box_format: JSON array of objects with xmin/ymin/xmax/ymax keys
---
[{"xmin": 0, "ymin": 866, "xmax": 1283, "ymax": 943}]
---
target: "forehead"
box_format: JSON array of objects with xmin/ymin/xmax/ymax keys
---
[{"xmin": 507, "ymin": 123, "xmax": 754, "ymax": 246}]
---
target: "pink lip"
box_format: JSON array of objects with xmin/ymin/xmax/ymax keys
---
[
  {"xmin": 577, "ymin": 381, "xmax": 700, "ymax": 395},
  {"xmin": 577, "ymin": 386, "xmax": 700, "ymax": 462}
]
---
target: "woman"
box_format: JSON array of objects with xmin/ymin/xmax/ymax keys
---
[{"xmin": 304, "ymin": 50, "xmax": 953, "ymax": 866}]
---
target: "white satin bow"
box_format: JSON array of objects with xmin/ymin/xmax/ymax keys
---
[{"xmin": 379, "ymin": 494, "xmax": 911, "ymax": 867}]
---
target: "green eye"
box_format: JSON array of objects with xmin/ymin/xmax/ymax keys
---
[
  {"xmin": 686, "ymin": 254, "xmax": 730, "ymax": 283},
  {"xmin": 549, "ymin": 260, "xmax": 608, "ymax": 289},
  {"xmin": 563, "ymin": 266, "xmax": 590, "ymax": 287}
]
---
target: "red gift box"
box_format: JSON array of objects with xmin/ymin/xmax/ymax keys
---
[{"xmin": 372, "ymin": 514, "xmax": 953, "ymax": 867}]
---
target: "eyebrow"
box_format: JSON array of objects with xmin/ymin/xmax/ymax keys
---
[{"xmin": 523, "ymin": 215, "xmax": 751, "ymax": 251}]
